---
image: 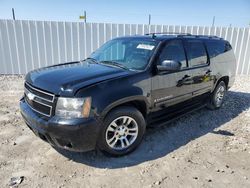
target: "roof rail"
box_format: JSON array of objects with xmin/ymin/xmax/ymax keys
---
[
  {"xmin": 179, "ymin": 34, "xmax": 223, "ymax": 40},
  {"xmin": 145, "ymin": 32, "xmax": 191, "ymax": 38},
  {"xmin": 195, "ymin": 35, "xmax": 219, "ymax": 38},
  {"xmin": 196, "ymin": 35, "xmax": 223, "ymax": 39},
  {"xmin": 145, "ymin": 32, "xmax": 223, "ymax": 40},
  {"xmin": 145, "ymin": 32, "xmax": 192, "ymax": 35}
]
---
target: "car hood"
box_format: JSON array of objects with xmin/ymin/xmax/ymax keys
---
[{"xmin": 25, "ymin": 61, "xmax": 132, "ymax": 96}]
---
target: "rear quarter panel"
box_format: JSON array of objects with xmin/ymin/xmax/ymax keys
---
[{"xmin": 210, "ymin": 48, "xmax": 237, "ymax": 89}]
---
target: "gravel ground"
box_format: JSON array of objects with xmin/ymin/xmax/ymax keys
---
[{"xmin": 0, "ymin": 75, "xmax": 250, "ymax": 188}]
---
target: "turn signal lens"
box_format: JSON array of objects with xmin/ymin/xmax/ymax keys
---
[{"xmin": 82, "ymin": 97, "xmax": 92, "ymax": 118}]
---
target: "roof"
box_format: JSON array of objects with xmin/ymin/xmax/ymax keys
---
[{"xmin": 116, "ymin": 32, "xmax": 225, "ymax": 42}]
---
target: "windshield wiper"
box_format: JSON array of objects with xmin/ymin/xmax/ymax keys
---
[
  {"xmin": 82, "ymin": 57, "xmax": 99, "ymax": 64},
  {"xmin": 99, "ymin": 61, "xmax": 130, "ymax": 70}
]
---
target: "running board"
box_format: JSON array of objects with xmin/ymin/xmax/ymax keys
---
[{"xmin": 147, "ymin": 102, "xmax": 207, "ymax": 127}]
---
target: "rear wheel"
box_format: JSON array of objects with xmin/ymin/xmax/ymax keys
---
[
  {"xmin": 207, "ymin": 81, "xmax": 227, "ymax": 110},
  {"xmin": 98, "ymin": 106, "xmax": 146, "ymax": 156}
]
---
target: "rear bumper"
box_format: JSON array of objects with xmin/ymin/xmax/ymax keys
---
[{"xmin": 20, "ymin": 98, "xmax": 101, "ymax": 152}]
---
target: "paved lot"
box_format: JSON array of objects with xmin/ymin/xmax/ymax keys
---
[{"xmin": 0, "ymin": 75, "xmax": 250, "ymax": 188}]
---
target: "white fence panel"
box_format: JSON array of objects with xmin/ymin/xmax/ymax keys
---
[{"xmin": 0, "ymin": 19, "xmax": 250, "ymax": 75}]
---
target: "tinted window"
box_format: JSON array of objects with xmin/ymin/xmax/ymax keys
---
[
  {"xmin": 158, "ymin": 40, "xmax": 187, "ymax": 68},
  {"xmin": 185, "ymin": 40, "xmax": 208, "ymax": 67},
  {"xmin": 205, "ymin": 40, "xmax": 229, "ymax": 58}
]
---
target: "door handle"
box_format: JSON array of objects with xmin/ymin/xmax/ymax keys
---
[
  {"xmin": 177, "ymin": 75, "xmax": 191, "ymax": 87},
  {"xmin": 183, "ymin": 74, "xmax": 191, "ymax": 79},
  {"xmin": 205, "ymin": 70, "xmax": 212, "ymax": 74}
]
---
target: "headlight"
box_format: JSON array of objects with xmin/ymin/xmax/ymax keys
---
[{"xmin": 55, "ymin": 97, "xmax": 92, "ymax": 118}]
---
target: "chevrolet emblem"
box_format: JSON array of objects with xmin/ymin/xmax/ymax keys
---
[{"xmin": 27, "ymin": 92, "xmax": 35, "ymax": 101}]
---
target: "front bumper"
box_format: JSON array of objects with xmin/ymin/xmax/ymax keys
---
[{"xmin": 20, "ymin": 98, "xmax": 101, "ymax": 152}]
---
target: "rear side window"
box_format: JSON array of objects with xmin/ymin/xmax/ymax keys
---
[
  {"xmin": 205, "ymin": 40, "xmax": 231, "ymax": 58},
  {"xmin": 158, "ymin": 40, "xmax": 187, "ymax": 68},
  {"xmin": 185, "ymin": 40, "xmax": 208, "ymax": 67}
]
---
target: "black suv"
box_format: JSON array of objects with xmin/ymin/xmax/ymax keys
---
[{"xmin": 20, "ymin": 33, "xmax": 236, "ymax": 156}]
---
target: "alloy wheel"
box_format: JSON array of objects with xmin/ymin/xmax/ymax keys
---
[
  {"xmin": 105, "ymin": 116, "xmax": 138, "ymax": 150},
  {"xmin": 215, "ymin": 85, "xmax": 225, "ymax": 107}
]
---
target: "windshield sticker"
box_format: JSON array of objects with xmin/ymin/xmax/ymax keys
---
[{"xmin": 137, "ymin": 44, "xmax": 155, "ymax": 50}]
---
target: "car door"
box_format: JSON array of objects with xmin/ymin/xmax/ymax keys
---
[
  {"xmin": 183, "ymin": 39, "xmax": 214, "ymax": 97},
  {"xmin": 151, "ymin": 39, "xmax": 194, "ymax": 108}
]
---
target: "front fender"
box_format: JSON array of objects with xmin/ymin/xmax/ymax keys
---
[
  {"xmin": 100, "ymin": 95, "xmax": 150, "ymax": 119},
  {"xmin": 75, "ymin": 71, "xmax": 152, "ymax": 120}
]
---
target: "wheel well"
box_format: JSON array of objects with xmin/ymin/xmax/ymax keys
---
[
  {"xmin": 216, "ymin": 76, "xmax": 229, "ymax": 89},
  {"xmin": 104, "ymin": 100, "xmax": 147, "ymax": 119}
]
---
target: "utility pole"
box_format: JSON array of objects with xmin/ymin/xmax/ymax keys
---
[
  {"xmin": 84, "ymin": 10, "xmax": 87, "ymax": 23},
  {"xmin": 148, "ymin": 14, "xmax": 151, "ymax": 25},
  {"xmin": 212, "ymin": 16, "xmax": 215, "ymax": 27},
  {"xmin": 12, "ymin": 8, "xmax": 15, "ymax": 20},
  {"xmin": 79, "ymin": 10, "xmax": 87, "ymax": 23}
]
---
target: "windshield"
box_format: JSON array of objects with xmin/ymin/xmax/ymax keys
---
[{"xmin": 90, "ymin": 38, "xmax": 158, "ymax": 71}]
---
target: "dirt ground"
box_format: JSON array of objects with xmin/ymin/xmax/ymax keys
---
[{"xmin": 0, "ymin": 75, "xmax": 250, "ymax": 188}]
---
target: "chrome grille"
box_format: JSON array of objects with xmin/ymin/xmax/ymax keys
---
[{"xmin": 24, "ymin": 82, "xmax": 55, "ymax": 117}]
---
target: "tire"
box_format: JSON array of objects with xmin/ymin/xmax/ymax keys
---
[
  {"xmin": 207, "ymin": 81, "xmax": 227, "ymax": 110},
  {"xmin": 97, "ymin": 106, "xmax": 146, "ymax": 156}
]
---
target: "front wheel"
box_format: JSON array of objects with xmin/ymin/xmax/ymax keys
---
[{"xmin": 97, "ymin": 106, "xmax": 146, "ymax": 156}]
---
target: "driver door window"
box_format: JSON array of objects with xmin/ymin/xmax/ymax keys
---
[{"xmin": 158, "ymin": 40, "xmax": 187, "ymax": 69}]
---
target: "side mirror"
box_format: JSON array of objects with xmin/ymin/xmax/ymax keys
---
[{"xmin": 157, "ymin": 60, "xmax": 181, "ymax": 72}]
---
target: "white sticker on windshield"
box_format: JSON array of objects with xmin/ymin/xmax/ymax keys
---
[{"xmin": 137, "ymin": 44, "xmax": 155, "ymax": 50}]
